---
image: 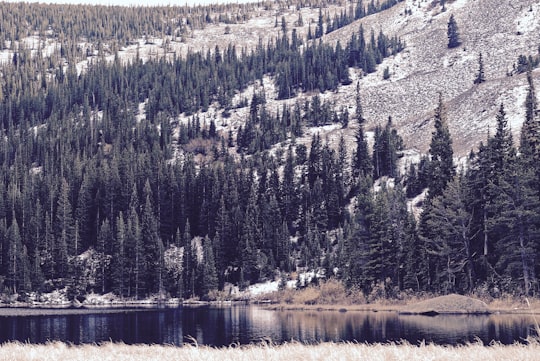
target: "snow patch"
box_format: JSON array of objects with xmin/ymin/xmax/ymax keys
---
[
  {"xmin": 136, "ymin": 101, "xmax": 147, "ymax": 123},
  {"xmin": 498, "ymin": 83, "xmax": 528, "ymax": 131},
  {"xmin": 408, "ymin": 188, "xmax": 428, "ymax": 220},
  {"xmin": 448, "ymin": 0, "xmax": 469, "ymax": 11},
  {"xmin": 247, "ymin": 281, "xmax": 279, "ymax": 296},
  {"xmin": 516, "ymin": 3, "xmax": 540, "ymax": 34}
]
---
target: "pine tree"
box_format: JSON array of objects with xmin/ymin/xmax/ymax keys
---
[
  {"xmin": 342, "ymin": 179, "xmax": 373, "ymax": 290},
  {"xmin": 55, "ymin": 178, "xmax": 75, "ymax": 279},
  {"xmin": 467, "ymin": 103, "xmax": 516, "ymax": 282},
  {"xmin": 447, "ymin": 14, "xmax": 460, "ymax": 48},
  {"xmin": 355, "ymin": 82, "xmax": 365, "ymax": 125},
  {"xmin": 112, "ymin": 212, "xmax": 127, "ymax": 297},
  {"xmin": 427, "ymin": 94, "xmax": 455, "ymax": 199},
  {"xmin": 128, "ymin": 206, "xmax": 145, "ymax": 299},
  {"xmin": 352, "ymin": 126, "xmax": 372, "ymax": 181},
  {"xmin": 474, "ymin": 52, "xmax": 486, "ymax": 84},
  {"xmin": 491, "ymin": 156, "xmax": 539, "ymax": 296},
  {"xmin": 182, "ymin": 219, "xmax": 196, "ymax": 298},
  {"xmin": 373, "ymin": 116, "xmax": 403, "ymax": 179},
  {"xmin": 238, "ymin": 185, "xmax": 260, "ymax": 288},
  {"xmin": 141, "ymin": 180, "xmax": 164, "ymax": 295},
  {"xmin": 422, "ymin": 176, "xmax": 476, "ymax": 293},
  {"xmin": 520, "ymin": 70, "xmax": 539, "ymax": 166},
  {"xmin": 6, "ymin": 218, "xmax": 31, "ymax": 294},
  {"xmin": 351, "ymin": 83, "xmax": 372, "ymax": 182},
  {"xmin": 197, "ymin": 236, "xmax": 218, "ymax": 299},
  {"xmin": 315, "ymin": 8, "xmax": 324, "ymax": 39},
  {"xmin": 96, "ymin": 218, "xmax": 112, "ymax": 294},
  {"xmin": 282, "ymin": 146, "xmax": 297, "ymax": 232}
]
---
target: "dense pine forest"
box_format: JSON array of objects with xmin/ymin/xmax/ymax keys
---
[{"xmin": 0, "ymin": 0, "xmax": 539, "ymax": 303}]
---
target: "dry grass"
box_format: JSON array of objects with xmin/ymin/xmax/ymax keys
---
[{"xmin": 1, "ymin": 341, "xmax": 540, "ymax": 361}]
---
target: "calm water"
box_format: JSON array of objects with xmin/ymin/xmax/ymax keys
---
[{"xmin": 0, "ymin": 306, "xmax": 537, "ymax": 346}]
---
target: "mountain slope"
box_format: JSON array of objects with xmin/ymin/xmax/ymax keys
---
[
  {"xmin": 148, "ymin": 0, "xmax": 540, "ymax": 158},
  {"xmin": 324, "ymin": 0, "xmax": 540, "ymax": 155}
]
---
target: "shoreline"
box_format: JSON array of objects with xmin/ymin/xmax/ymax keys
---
[
  {"xmin": 259, "ymin": 302, "xmax": 540, "ymax": 315},
  {"xmin": 1, "ymin": 299, "xmax": 540, "ymax": 316}
]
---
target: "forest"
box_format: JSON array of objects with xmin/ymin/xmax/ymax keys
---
[{"xmin": 0, "ymin": 0, "xmax": 539, "ymax": 302}]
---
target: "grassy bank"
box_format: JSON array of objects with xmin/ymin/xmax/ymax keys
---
[
  {"xmin": 255, "ymin": 279, "xmax": 540, "ymax": 314},
  {"xmin": 1, "ymin": 341, "xmax": 540, "ymax": 361}
]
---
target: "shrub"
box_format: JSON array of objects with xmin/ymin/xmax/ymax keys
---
[
  {"xmin": 293, "ymin": 287, "xmax": 320, "ymax": 305},
  {"xmin": 317, "ymin": 279, "xmax": 349, "ymax": 305}
]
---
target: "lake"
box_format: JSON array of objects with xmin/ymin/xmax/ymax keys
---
[{"xmin": 0, "ymin": 306, "xmax": 537, "ymax": 346}]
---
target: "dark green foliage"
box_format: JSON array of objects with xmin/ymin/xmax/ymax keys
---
[
  {"xmin": 275, "ymin": 25, "xmax": 403, "ymax": 100},
  {"xmin": 323, "ymin": 0, "xmax": 405, "ymax": 36},
  {"xmin": 427, "ymin": 94, "xmax": 455, "ymax": 200},
  {"xmin": 404, "ymin": 156, "xmax": 430, "ymax": 198},
  {"xmin": 5, "ymin": 218, "xmax": 31, "ymax": 293},
  {"xmin": 420, "ymin": 176, "xmax": 476, "ymax": 293},
  {"xmin": 447, "ymin": 14, "xmax": 461, "ymax": 48},
  {"xmin": 514, "ymin": 53, "xmax": 540, "ymax": 74},
  {"xmin": 315, "ymin": 8, "xmax": 324, "ymax": 39},
  {"xmin": 352, "ymin": 126, "xmax": 373, "ymax": 181},
  {"xmin": 1, "ymin": 0, "xmax": 540, "ymax": 302},
  {"xmin": 383, "ymin": 67, "xmax": 390, "ymax": 80},
  {"xmin": 474, "ymin": 53, "xmax": 486, "ymax": 84},
  {"xmin": 197, "ymin": 236, "xmax": 218, "ymax": 299},
  {"xmin": 373, "ymin": 117, "xmax": 404, "ymax": 179}
]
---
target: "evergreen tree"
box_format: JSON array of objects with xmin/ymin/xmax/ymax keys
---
[
  {"xmin": 141, "ymin": 180, "xmax": 164, "ymax": 295},
  {"xmin": 474, "ymin": 52, "xmax": 486, "ymax": 84},
  {"xmin": 112, "ymin": 212, "xmax": 127, "ymax": 297},
  {"xmin": 342, "ymin": 178, "xmax": 373, "ymax": 290},
  {"xmin": 373, "ymin": 116, "xmax": 403, "ymax": 179},
  {"xmin": 96, "ymin": 218, "xmax": 112, "ymax": 294},
  {"xmin": 447, "ymin": 14, "xmax": 460, "ymax": 48},
  {"xmin": 6, "ymin": 218, "xmax": 31, "ymax": 293},
  {"xmin": 315, "ymin": 8, "xmax": 324, "ymax": 39},
  {"xmin": 422, "ymin": 176, "xmax": 476, "ymax": 293},
  {"xmin": 491, "ymin": 156, "xmax": 539, "ymax": 295},
  {"xmin": 427, "ymin": 94, "xmax": 455, "ymax": 199},
  {"xmin": 182, "ymin": 220, "xmax": 196, "ymax": 298},
  {"xmin": 128, "ymin": 206, "xmax": 145, "ymax": 299},
  {"xmin": 351, "ymin": 83, "xmax": 372, "ymax": 183},
  {"xmin": 352, "ymin": 125, "xmax": 372, "ymax": 180},
  {"xmin": 520, "ymin": 70, "xmax": 540, "ymax": 166},
  {"xmin": 467, "ymin": 103, "xmax": 516, "ymax": 282},
  {"xmin": 238, "ymin": 185, "xmax": 260, "ymax": 288},
  {"xmin": 55, "ymin": 178, "xmax": 75, "ymax": 279},
  {"xmin": 281, "ymin": 146, "xmax": 297, "ymax": 232},
  {"xmin": 355, "ymin": 82, "xmax": 365, "ymax": 125},
  {"xmin": 197, "ymin": 236, "xmax": 218, "ymax": 299}
]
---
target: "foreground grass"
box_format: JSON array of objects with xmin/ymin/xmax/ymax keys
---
[{"xmin": 1, "ymin": 341, "xmax": 540, "ymax": 361}]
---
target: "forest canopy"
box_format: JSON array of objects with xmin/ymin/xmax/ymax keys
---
[{"xmin": 0, "ymin": 0, "xmax": 539, "ymax": 302}]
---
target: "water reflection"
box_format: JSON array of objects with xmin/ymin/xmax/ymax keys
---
[{"xmin": 0, "ymin": 306, "xmax": 537, "ymax": 346}]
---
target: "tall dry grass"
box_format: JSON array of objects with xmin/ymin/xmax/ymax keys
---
[{"xmin": 1, "ymin": 341, "xmax": 540, "ymax": 361}]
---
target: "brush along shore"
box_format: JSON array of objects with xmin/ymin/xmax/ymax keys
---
[
  {"xmin": 1, "ymin": 341, "xmax": 540, "ymax": 361},
  {"xmin": 256, "ymin": 280, "xmax": 540, "ymax": 315}
]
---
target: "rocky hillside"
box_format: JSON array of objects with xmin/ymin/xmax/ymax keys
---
[
  {"xmin": 334, "ymin": 0, "xmax": 540, "ymax": 156},
  {"xmin": 159, "ymin": 0, "xmax": 540, "ymax": 158}
]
